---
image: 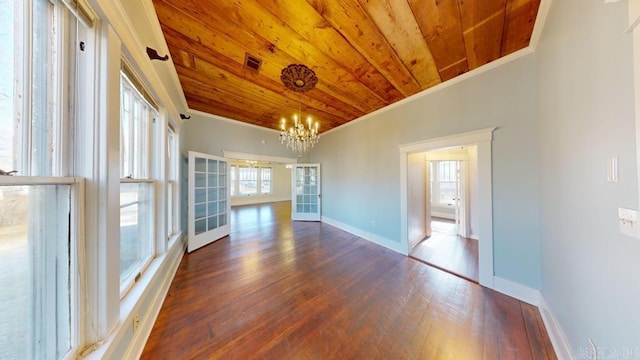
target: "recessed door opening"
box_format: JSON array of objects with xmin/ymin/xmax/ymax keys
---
[
  {"xmin": 399, "ymin": 127, "xmax": 495, "ymax": 288},
  {"xmin": 407, "ymin": 147, "xmax": 479, "ymax": 283}
]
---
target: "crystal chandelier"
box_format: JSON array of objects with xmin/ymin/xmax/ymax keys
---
[{"xmin": 279, "ymin": 64, "xmax": 320, "ymax": 155}]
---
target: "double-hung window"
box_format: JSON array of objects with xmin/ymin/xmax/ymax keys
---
[
  {"xmin": 167, "ymin": 126, "xmax": 179, "ymax": 240},
  {"xmin": 230, "ymin": 165, "xmax": 272, "ymax": 196},
  {"xmin": 430, "ymin": 161, "xmax": 459, "ymax": 206},
  {"xmin": 119, "ymin": 70, "xmax": 156, "ymax": 296},
  {"xmin": 0, "ymin": 0, "xmax": 84, "ymax": 358}
]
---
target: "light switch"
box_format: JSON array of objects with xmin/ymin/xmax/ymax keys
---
[
  {"xmin": 607, "ymin": 156, "xmax": 619, "ymax": 183},
  {"xmin": 618, "ymin": 208, "xmax": 640, "ymax": 238}
]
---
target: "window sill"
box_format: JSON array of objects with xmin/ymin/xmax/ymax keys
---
[{"xmin": 83, "ymin": 233, "xmax": 186, "ymax": 359}]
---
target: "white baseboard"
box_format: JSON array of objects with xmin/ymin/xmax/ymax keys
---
[
  {"xmin": 231, "ymin": 196, "xmax": 290, "ymax": 207},
  {"xmin": 321, "ymin": 216, "xmax": 405, "ymax": 254},
  {"xmin": 493, "ymin": 276, "xmax": 574, "ymax": 360},
  {"xmin": 493, "ymin": 276, "xmax": 542, "ymax": 306},
  {"xmin": 538, "ymin": 296, "xmax": 575, "ymax": 360}
]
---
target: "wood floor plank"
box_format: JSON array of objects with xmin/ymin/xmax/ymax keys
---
[
  {"xmin": 410, "ymin": 219, "xmax": 479, "ymax": 283},
  {"xmin": 141, "ymin": 201, "xmax": 555, "ymax": 359},
  {"xmin": 522, "ymin": 302, "xmax": 558, "ymax": 360}
]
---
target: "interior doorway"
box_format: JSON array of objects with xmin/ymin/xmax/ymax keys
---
[
  {"xmin": 407, "ymin": 147, "xmax": 479, "ymax": 282},
  {"xmin": 399, "ymin": 128, "xmax": 496, "ymax": 288}
]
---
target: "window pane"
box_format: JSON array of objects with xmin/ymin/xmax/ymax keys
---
[
  {"xmin": 230, "ymin": 165, "xmax": 236, "ymax": 196},
  {"xmin": 120, "ymin": 73, "xmax": 154, "ymax": 179},
  {"xmin": 0, "ymin": 185, "xmax": 71, "ymax": 359},
  {"xmin": 31, "ymin": 0, "xmax": 58, "ymax": 176},
  {"xmin": 260, "ymin": 168, "xmax": 272, "ymax": 194},
  {"xmin": 120, "ymin": 182, "xmax": 153, "ymax": 291},
  {"xmin": 238, "ymin": 167, "xmax": 257, "ymax": 195},
  {"xmin": 0, "ymin": 0, "xmax": 17, "ymax": 174}
]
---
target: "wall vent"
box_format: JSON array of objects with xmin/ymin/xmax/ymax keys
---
[{"xmin": 244, "ymin": 53, "xmax": 262, "ymax": 73}]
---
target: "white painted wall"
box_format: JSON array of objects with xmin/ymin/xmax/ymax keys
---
[
  {"xmin": 181, "ymin": 112, "xmax": 308, "ymax": 160},
  {"xmin": 536, "ymin": 0, "xmax": 640, "ymax": 354},
  {"xmin": 407, "ymin": 153, "xmax": 427, "ymax": 249}
]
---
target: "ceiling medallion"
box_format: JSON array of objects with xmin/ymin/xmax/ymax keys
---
[
  {"xmin": 279, "ymin": 64, "xmax": 320, "ymax": 155},
  {"xmin": 280, "ymin": 64, "xmax": 318, "ymax": 93}
]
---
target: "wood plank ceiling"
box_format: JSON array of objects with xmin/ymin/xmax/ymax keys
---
[{"xmin": 152, "ymin": 0, "xmax": 540, "ymax": 133}]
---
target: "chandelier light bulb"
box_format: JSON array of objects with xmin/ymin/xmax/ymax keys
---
[{"xmin": 279, "ymin": 64, "xmax": 320, "ymax": 155}]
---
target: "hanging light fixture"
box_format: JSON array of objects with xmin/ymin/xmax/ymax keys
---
[{"xmin": 279, "ymin": 64, "xmax": 320, "ymax": 155}]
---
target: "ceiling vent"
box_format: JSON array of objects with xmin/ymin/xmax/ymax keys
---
[{"xmin": 244, "ymin": 53, "xmax": 262, "ymax": 73}]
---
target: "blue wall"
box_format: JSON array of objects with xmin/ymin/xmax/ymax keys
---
[
  {"xmin": 310, "ymin": 55, "xmax": 542, "ymax": 289},
  {"xmin": 537, "ymin": 0, "xmax": 640, "ymax": 353}
]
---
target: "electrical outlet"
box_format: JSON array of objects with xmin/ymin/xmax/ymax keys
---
[
  {"xmin": 588, "ymin": 338, "xmax": 597, "ymax": 360},
  {"xmin": 370, "ymin": 221, "xmax": 376, "ymax": 228},
  {"xmin": 133, "ymin": 313, "xmax": 141, "ymax": 333}
]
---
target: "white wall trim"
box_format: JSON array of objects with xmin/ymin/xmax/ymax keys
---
[
  {"xmin": 493, "ymin": 276, "xmax": 542, "ymax": 306},
  {"xmin": 223, "ymin": 151, "xmax": 298, "ymax": 164},
  {"xmin": 231, "ymin": 196, "xmax": 291, "ymax": 207},
  {"xmin": 529, "ymin": 0, "xmax": 554, "ymax": 51},
  {"xmin": 321, "ymin": 216, "xmax": 405, "ymax": 254},
  {"xmin": 321, "ymin": 46, "xmax": 533, "ymax": 137},
  {"xmin": 84, "ymin": 237, "xmax": 186, "ymax": 360},
  {"xmin": 399, "ymin": 128, "xmax": 496, "ymax": 287},
  {"xmin": 399, "ymin": 127, "xmax": 496, "ymax": 153},
  {"xmin": 189, "ymin": 109, "xmax": 282, "ymax": 134},
  {"xmin": 91, "ymin": 0, "xmax": 181, "ymax": 121},
  {"xmin": 139, "ymin": 0, "xmax": 188, "ymax": 110},
  {"xmin": 538, "ymin": 297, "xmax": 576, "ymax": 360},
  {"xmin": 493, "ymin": 276, "xmax": 574, "ymax": 360}
]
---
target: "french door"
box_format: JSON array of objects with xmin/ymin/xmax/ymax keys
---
[
  {"xmin": 188, "ymin": 151, "xmax": 230, "ymax": 252},
  {"xmin": 292, "ymin": 164, "xmax": 321, "ymax": 221}
]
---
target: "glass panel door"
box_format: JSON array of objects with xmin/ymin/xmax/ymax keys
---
[
  {"xmin": 188, "ymin": 151, "xmax": 230, "ymax": 252},
  {"xmin": 291, "ymin": 164, "xmax": 321, "ymax": 221}
]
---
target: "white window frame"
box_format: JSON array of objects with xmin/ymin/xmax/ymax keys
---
[
  {"xmin": 430, "ymin": 160, "xmax": 459, "ymax": 207},
  {"xmin": 229, "ymin": 164, "xmax": 273, "ymax": 197},
  {"xmin": 0, "ymin": 0, "xmax": 87, "ymax": 358},
  {"xmin": 166, "ymin": 125, "xmax": 179, "ymax": 242},
  {"xmin": 118, "ymin": 69, "xmax": 157, "ymax": 298}
]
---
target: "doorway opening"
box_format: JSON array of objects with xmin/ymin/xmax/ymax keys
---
[
  {"xmin": 408, "ymin": 148, "xmax": 479, "ymax": 283},
  {"xmin": 399, "ymin": 128, "xmax": 496, "ymax": 288}
]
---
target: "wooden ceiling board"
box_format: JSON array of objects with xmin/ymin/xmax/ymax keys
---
[
  {"xmin": 151, "ymin": 0, "xmax": 541, "ymax": 133},
  {"xmin": 305, "ymin": 0, "xmax": 423, "ymax": 96},
  {"xmin": 179, "ymin": 71, "xmax": 348, "ymax": 131},
  {"xmin": 409, "ymin": 0, "xmax": 469, "ymax": 81},
  {"xmin": 156, "ymin": 0, "xmax": 384, "ymax": 115},
  {"xmin": 501, "ymin": 0, "xmax": 541, "ymax": 56},
  {"xmin": 155, "ymin": 1, "xmax": 376, "ymax": 124},
  {"xmin": 254, "ymin": 0, "xmax": 405, "ymax": 104},
  {"xmin": 358, "ymin": 0, "xmax": 442, "ymax": 88},
  {"xmin": 458, "ymin": 0, "xmax": 508, "ymax": 69}
]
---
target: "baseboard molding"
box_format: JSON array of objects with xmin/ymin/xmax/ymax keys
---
[
  {"xmin": 321, "ymin": 216, "xmax": 405, "ymax": 254},
  {"xmin": 88, "ymin": 236, "xmax": 186, "ymax": 359},
  {"xmin": 493, "ymin": 276, "xmax": 574, "ymax": 360},
  {"xmin": 493, "ymin": 276, "xmax": 542, "ymax": 306},
  {"xmin": 230, "ymin": 196, "xmax": 291, "ymax": 207},
  {"xmin": 538, "ymin": 296, "xmax": 575, "ymax": 360}
]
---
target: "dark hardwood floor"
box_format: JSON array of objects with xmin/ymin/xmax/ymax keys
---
[
  {"xmin": 141, "ymin": 202, "xmax": 556, "ymax": 359},
  {"xmin": 410, "ymin": 218, "xmax": 479, "ymax": 283}
]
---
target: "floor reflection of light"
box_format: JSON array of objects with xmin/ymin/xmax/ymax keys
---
[{"xmin": 241, "ymin": 250, "xmax": 261, "ymax": 277}]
